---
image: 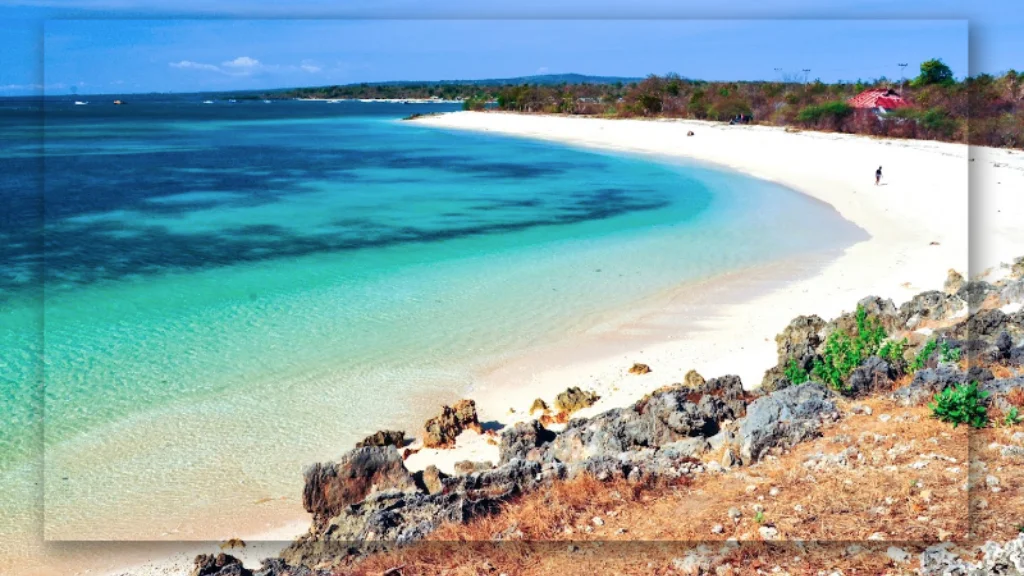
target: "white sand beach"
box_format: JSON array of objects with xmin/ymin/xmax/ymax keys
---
[
  {"xmin": 402, "ymin": 111, "xmax": 1024, "ymax": 475},
  {"xmin": 17, "ymin": 113, "xmax": 1024, "ymax": 576}
]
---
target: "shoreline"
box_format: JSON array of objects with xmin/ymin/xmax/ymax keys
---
[
  {"xmin": 400, "ymin": 111, "xmax": 1022, "ymax": 473},
  {"xmin": 16, "ymin": 112, "xmax": 1024, "ymax": 576}
]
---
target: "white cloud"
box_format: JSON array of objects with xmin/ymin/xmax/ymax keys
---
[
  {"xmin": 166, "ymin": 56, "xmax": 322, "ymax": 77},
  {"xmin": 222, "ymin": 56, "xmax": 261, "ymax": 69},
  {"xmin": 537, "ymin": 66, "xmax": 549, "ymax": 74},
  {"xmin": 169, "ymin": 60, "xmax": 222, "ymax": 72}
]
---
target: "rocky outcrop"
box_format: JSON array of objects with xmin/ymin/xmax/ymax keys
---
[
  {"xmin": 898, "ymin": 290, "xmax": 964, "ymax": 330},
  {"xmin": 453, "ymin": 460, "xmax": 494, "ymax": 476},
  {"xmin": 761, "ymin": 315, "xmax": 826, "ymax": 391},
  {"xmin": 847, "ymin": 356, "xmax": 897, "ymax": 397},
  {"xmin": 892, "ymin": 365, "xmax": 967, "ymax": 407},
  {"xmin": 423, "ymin": 400, "xmax": 481, "ymax": 448},
  {"xmin": 982, "ymin": 377, "xmax": 1024, "ymax": 414},
  {"xmin": 302, "ymin": 446, "xmax": 417, "ymax": 526},
  {"xmin": 684, "ymin": 369, "xmax": 706, "ymax": 388},
  {"xmin": 921, "ymin": 534, "xmax": 1024, "ymax": 575},
  {"xmin": 499, "ymin": 419, "xmax": 555, "ymax": 465},
  {"xmin": 944, "ymin": 269, "xmax": 965, "ymax": 294},
  {"xmin": 193, "ymin": 554, "xmax": 251, "ymax": 576},
  {"xmin": 628, "ymin": 363, "xmax": 652, "ymax": 374},
  {"xmin": 281, "ymin": 458, "xmax": 550, "ymax": 568},
  {"xmin": 553, "ymin": 387, "xmax": 599, "ymax": 415},
  {"xmin": 413, "ymin": 465, "xmax": 446, "ymax": 495},
  {"xmin": 355, "ymin": 430, "xmax": 405, "ymax": 449},
  {"xmin": 739, "ymin": 383, "xmax": 837, "ymax": 464}
]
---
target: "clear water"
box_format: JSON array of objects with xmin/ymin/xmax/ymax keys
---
[{"xmin": 0, "ymin": 96, "xmax": 865, "ymax": 541}]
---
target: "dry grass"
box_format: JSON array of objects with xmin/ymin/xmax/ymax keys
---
[{"xmin": 326, "ymin": 397, "xmax": 1024, "ymax": 575}]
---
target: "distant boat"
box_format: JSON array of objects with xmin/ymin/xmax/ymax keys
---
[
  {"xmin": 74, "ymin": 101, "xmax": 88, "ymax": 105},
  {"xmin": 202, "ymin": 100, "xmax": 214, "ymax": 104},
  {"xmin": 228, "ymin": 99, "xmax": 237, "ymax": 103},
  {"xmin": 263, "ymin": 99, "xmax": 272, "ymax": 104},
  {"xmin": 113, "ymin": 100, "xmax": 123, "ymax": 105}
]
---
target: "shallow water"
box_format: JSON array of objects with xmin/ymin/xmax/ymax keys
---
[{"xmin": 0, "ymin": 96, "xmax": 865, "ymax": 541}]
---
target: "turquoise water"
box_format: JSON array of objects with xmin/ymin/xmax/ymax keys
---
[{"xmin": 0, "ymin": 97, "xmax": 864, "ymax": 541}]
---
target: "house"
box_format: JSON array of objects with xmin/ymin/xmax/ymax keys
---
[{"xmin": 848, "ymin": 88, "xmax": 910, "ymax": 114}]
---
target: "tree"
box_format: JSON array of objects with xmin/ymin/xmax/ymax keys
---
[{"xmin": 913, "ymin": 59, "xmax": 955, "ymax": 87}]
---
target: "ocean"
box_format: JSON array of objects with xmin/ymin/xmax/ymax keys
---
[{"xmin": 0, "ymin": 96, "xmax": 864, "ymax": 542}]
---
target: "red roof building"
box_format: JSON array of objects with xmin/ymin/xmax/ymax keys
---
[{"xmin": 848, "ymin": 88, "xmax": 911, "ymax": 110}]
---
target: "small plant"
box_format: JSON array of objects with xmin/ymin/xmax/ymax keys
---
[
  {"xmin": 754, "ymin": 510, "xmax": 765, "ymax": 524},
  {"xmin": 911, "ymin": 339, "xmax": 939, "ymax": 373},
  {"xmin": 811, "ymin": 305, "xmax": 889, "ymax": 392},
  {"xmin": 785, "ymin": 358, "xmax": 810, "ymax": 385},
  {"xmin": 1004, "ymin": 407, "xmax": 1022, "ymax": 427},
  {"xmin": 879, "ymin": 338, "xmax": 908, "ymax": 364},
  {"xmin": 929, "ymin": 382, "xmax": 989, "ymax": 429},
  {"xmin": 938, "ymin": 341, "xmax": 962, "ymax": 364}
]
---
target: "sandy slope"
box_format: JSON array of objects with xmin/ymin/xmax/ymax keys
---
[{"xmin": 402, "ymin": 112, "xmax": 1024, "ymax": 476}]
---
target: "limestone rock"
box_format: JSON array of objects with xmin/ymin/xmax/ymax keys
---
[
  {"xmin": 423, "ymin": 399, "xmax": 482, "ymax": 449},
  {"xmin": 892, "ymin": 365, "xmax": 966, "ymax": 407},
  {"xmin": 529, "ymin": 398, "xmax": 548, "ymax": 414},
  {"xmin": 453, "ymin": 460, "xmax": 494, "ymax": 476},
  {"xmin": 739, "ymin": 383, "xmax": 837, "ymax": 464},
  {"xmin": 554, "ymin": 387, "xmax": 600, "ymax": 415},
  {"xmin": 301, "ymin": 446, "xmax": 417, "ymax": 525},
  {"xmin": 628, "ymin": 362, "xmax": 652, "ymax": 375},
  {"xmin": 847, "ymin": 356, "xmax": 897, "ymax": 397},
  {"xmin": 499, "ymin": 419, "xmax": 555, "ymax": 465},
  {"xmin": 415, "ymin": 465, "xmax": 446, "ymax": 495},
  {"xmin": 193, "ymin": 554, "xmax": 252, "ymax": 576},
  {"xmin": 684, "ymin": 369, "xmax": 706, "ymax": 388},
  {"xmin": 355, "ymin": 430, "xmax": 405, "ymax": 449},
  {"xmin": 944, "ymin": 269, "xmax": 965, "ymax": 295}
]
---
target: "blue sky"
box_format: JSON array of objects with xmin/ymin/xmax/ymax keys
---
[{"xmin": 2, "ymin": 0, "xmax": 1021, "ymax": 95}]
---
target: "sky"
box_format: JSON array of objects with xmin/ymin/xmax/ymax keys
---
[{"xmin": 2, "ymin": 0, "xmax": 1021, "ymax": 95}]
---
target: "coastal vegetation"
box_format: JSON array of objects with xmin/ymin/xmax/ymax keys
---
[{"xmin": 280, "ymin": 59, "xmax": 1024, "ymax": 148}]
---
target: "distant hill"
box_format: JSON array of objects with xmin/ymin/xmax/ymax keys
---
[{"xmin": 361, "ymin": 74, "xmax": 644, "ymax": 87}]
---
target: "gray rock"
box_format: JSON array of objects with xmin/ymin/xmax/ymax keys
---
[
  {"xmin": 739, "ymin": 383, "xmax": 837, "ymax": 463},
  {"xmin": 453, "ymin": 460, "xmax": 494, "ymax": 476},
  {"xmin": 899, "ymin": 290, "xmax": 963, "ymax": 329},
  {"xmin": 498, "ymin": 419, "xmax": 555, "ymax": 465},
  {"xmin": 892, "ymin": 365, "xmax": 966, "ymax": 407},
  {"xmin": 301, "ymin": 446, "xmax": 417, "ymax": 526},
  {"xmin": 847, "ymin": 356, "xmax": 897, "ymax": 397},
  {"xmin": 192, "ymin": 554, "xmax": 252, "ymax": 576}
]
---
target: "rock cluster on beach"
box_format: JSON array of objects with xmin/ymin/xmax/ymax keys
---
[
  {"xmin": 191, "ymin": 260, "xmax": 1024, "ymax": 575},
  {"xmin": 422, "ymin": 399, "xmax": 481, "ymax": 448}
]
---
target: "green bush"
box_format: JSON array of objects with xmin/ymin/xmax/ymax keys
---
[
  {"xmin": 879, "ymin": 338, "xmax": 908, "ymax": 364},
  {"xmin": 929, "ymin": 382, "xmax": 989, "ymax": 428},
  {"xmin": 796, "ymin": 101, "xmax": 854, "ymax": 125},
  {"xmin": 811, "ymin": 305, "xmax": 889, "ymax": 392},
  {"xmin": 1004, "ymin": 407, "xmax": 1022, "ymax": 427},
  {"xmin": 785, "ymin": 358, "xmax": 810, "ymax": 385},
  {"xmin": 911, "ymin": 339, "xmax": 938, "ymax": 372}
]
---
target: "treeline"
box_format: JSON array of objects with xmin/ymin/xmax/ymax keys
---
[
  {"xmin": 484, "ymin": 60, "xmax": 1022, "ymax": 149},
  {"xmin": 277, "ymin": 83, "xmax": 488, "ymax": 101},
  {"xmin": 278, "ymin": 60, "xmax": 1023, "ymax": 148}
]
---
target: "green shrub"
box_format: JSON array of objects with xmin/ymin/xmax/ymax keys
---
[
  {"xmin": 911, "ymin": 339, "xmax": 939, "ymax": 372},
  {"xmin": 879, "ymin": 338, "xmax": 908, "ymax": 364},
  {"xmin": 785, "ymin": 359, "xmax": 810, "ymax": 385},
  {"xmin": 939, "ymin": 341, "xmax": 961, "ymax": 363},
  {"xmin": 1004, "ymin": 407, "xmax": 1021, "ymax": 427},
  {"xmin": 811, "ymin": 305, "xmax": 889, "ymax": 392},
  {"xmin": 929, "ymin": 382, "xmax": 989, "ymax": 428},
  {"xmin": 796, "ymin": 101, "xmax": 854, "ymax": 125}
]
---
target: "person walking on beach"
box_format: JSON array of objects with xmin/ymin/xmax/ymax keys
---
[{"xmin": 875, "ymin": 166, "xmax": 882, "ymax": 185}]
